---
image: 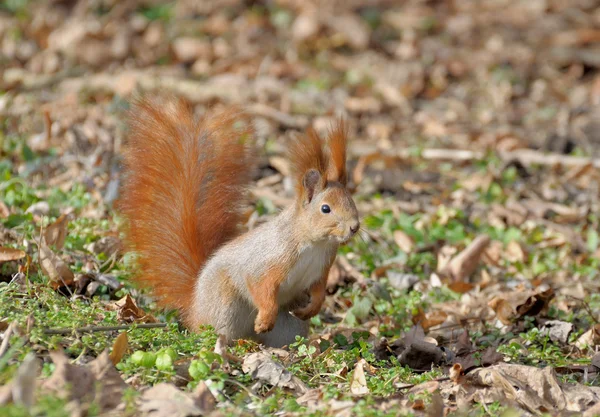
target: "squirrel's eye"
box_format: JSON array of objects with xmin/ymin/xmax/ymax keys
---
[{"xmin": 321, "ymin": 204, "xmax": 331, "ymax": 214}]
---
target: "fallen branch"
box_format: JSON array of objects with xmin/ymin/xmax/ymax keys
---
[
  {"xmin": 43, "ymin": 323, "xmax": 167, "ymax": 335},
  {"xmin": 353, "ymin": 147, "xmax": 600, "ymax": 169},
  {"xmin": 248, "ymin": 103, "xmax": 308, "ymax": 129}
]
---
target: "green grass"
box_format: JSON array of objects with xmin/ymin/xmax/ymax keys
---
[{"xmin": 1, "ymin": 125, "xmax": 600, "ymax": 416}]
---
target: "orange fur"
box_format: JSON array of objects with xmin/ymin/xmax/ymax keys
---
[
  {"xmin": 247, "ymin": 264, "xmax": 291, "ymax": 333},
  {"xmin": 326, "ymin": 121, "xmax": 348, "ymax": 185},
  {"xmin": 288, "ymin": 128, "xmax": 328, "ymax": 200},
  {"xmin": 118, "ymin": 95, "xmax": 255, "ymax": 325},
  {"xmin": 288, "ymin": 121, "xmax": 349, "ymax": 200}
]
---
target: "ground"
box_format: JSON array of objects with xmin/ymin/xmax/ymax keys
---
[{"xmin": 1, "ymin": 1, "xmax": 600, "ymax": 416}]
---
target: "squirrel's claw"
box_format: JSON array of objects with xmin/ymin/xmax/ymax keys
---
[{"xmin": 254, "ymin": 312, "xmax": 276, "ymax": 334}]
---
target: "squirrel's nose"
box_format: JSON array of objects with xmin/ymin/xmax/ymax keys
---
[{"xmin": 350, "ymin": 222, "xmax": 360, "ymax": 235}]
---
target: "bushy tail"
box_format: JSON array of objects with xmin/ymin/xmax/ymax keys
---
[{"xmin": 118, "ymin": 96, "xmax": 255, "ymax": 324}]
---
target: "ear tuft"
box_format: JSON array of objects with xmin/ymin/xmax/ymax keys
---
[
  {"xmin": 288, "ymin": 128, "xmax": 328, "ymax": 202},
  {"xmin": 326, "ymin": 120, "xmax": 348, "ymax": 185}
]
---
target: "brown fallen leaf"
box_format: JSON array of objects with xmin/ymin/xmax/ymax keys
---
[
  {"xmin": 0, "ymin": 247, "xmax": 26, "ymax": 263},
  {"xmin": 84, "ymin": 236, "xmax": 123, "ymax": 258},
  {"xmin": 488, "ymin": 288, "xmax": 554, "ymax": 325},
  {"xmin": 505, "ymin": 240, "xmax": 526, "ymax": 263},
  {"xmin": 38, "ymin": 241, "xmax": 74, "ymax": 289},
  {"xmin": 42, "ymin": 350, "xmax": 96, "ymax": 403},
  {"xmin": 488, "ymin": 297, "xmax": 516, "ymax": 325},
  {"xmin": 113, "ymin": 294, "xmax": 157, "ymax": 324},
  {"xmin": 193, "ymin": 381, "xmax": 216, "ymax": 414},
  {"xmin": 439, "ymin": 235, "xmax": 490, "ymax": 282},
  {"xmin": 427, "ymin": 391, "xmax": 445, "ymax": 417},
  {"xmin": 575, "ymin": 324, "xmax": 600, "ymax": 350},
  {"xmin": 109, "ymin": 332, "xmax": 128, "ymax": 365},
  {"xmin": 350, "ymin": 359, "xmax": 369, "ymax": 396},
  {"xmin": 447, "ymin": 281, "xmax": 475, "ymax": 294},
  {"xmin": 393, "ymin": 230, "xmax": 414, "ymax": 253},
  {"xmin": 42, "ymin": 349, "xmax": 127, "ymax": 412},
  {"xmin": 214, "ymin": 334, "xmax": 241, "ymax": 364},
  {"xmin": 413, "ymin": 309, "xmax": 448, "ymax": 331},
  {"xmin": 292, "ymin": 9, "xmax": 321, "ymax": 43},
  {"xmin": 87, "ymin": 351, "xmax": 128, "ymax": 411},
  {"xmin": 242, "ymin": 351, "xmax": 307, "ymax": 394},
  {"xmin": 0, "ymin": 201, "xmax": 9, "ymax": 218},
  {"xmin": 454, "ymin": 329, "xmax": 473, "ymax": 357},
  {"xmin": 10, "ymin": 353, "xmax": 39, "ymax": 409},
  {"xmin": 515, "ymin": 288, "xmax": 554, "ymax": 318},
  {"xmin": 138, "ymin": 383, "xmax": 211, "ymax": 417},
  {"xmin": 466, "ymin": 364, "xmax": 600, "ymax": 414},
  {"xmin": 44, "ymin": 214, "xmax": 69, "ymax": 250}
]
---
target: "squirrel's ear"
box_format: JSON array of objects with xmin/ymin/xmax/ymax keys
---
[{"xmin": 303, "ymin": 169, "xmax": 323, "ymax": 203}]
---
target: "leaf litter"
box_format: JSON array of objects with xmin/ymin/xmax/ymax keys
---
[{"xmin": 1, "ymin": 0, "xmax": 600, "ymax": 416}]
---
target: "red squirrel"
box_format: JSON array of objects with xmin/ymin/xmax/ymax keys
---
[{"xmin": 118, "ymin": 96, "xmax": 359, "ymax": 347}]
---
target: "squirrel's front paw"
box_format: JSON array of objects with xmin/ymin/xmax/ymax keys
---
[
  {"xmin": 292, "ymin": 305, "xmax": 319, "ymax": 321},
  {"xmin": 254, "ymin": 312, "xmax": 276, "ymax": 334}
]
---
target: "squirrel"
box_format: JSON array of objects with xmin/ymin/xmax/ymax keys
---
[{"xmin": 118, "ymin": 96, "xmax": 359, "ymax": 347}]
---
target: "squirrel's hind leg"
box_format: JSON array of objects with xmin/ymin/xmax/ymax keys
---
[{"xmin": 257, "ymin": 311, "xmax": 309, "ymax": 348}]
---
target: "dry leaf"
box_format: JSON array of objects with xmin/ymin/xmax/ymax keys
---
[
  {"xmin": 439, "ymin": 235, "xmax": 490, "ymax": 282},
  {"xmin": 214, "ymin": 334, "xmax": 241, "ymax": 364},
  {"xmin": 87, "ymin": 351, "xmax": 128, "ymax": 411},
  {"xmin": 413, "ymin": 309, "xmax": 448, "ymax": 331},
  {"xmin": 114, "ymin": 295, "xmax": 157, "ymax": 324},
  {"xmin": 447, "ymin": 281, "xmax": 475, "ymax": 294},
  {"xmin": 44, "ymin": 214, "xmax": 69, "ymax": 250},
  {"xmin": 138, "ymin": 383, "xmax": 208, "ymax": 417},
  {"xmin": 393, "ymin": 230, "xmax": 414, "ymax": 253},
  {"xmin": 515, "ymin": 288, "xmax": 554, "ymax": 318},
  {"xmin": 488, "ymin": 297, "xmax": 516, "ymax": 325},
  {"xmin": 109, "ymin": 332, "xmax": 128, "ymax": 365},
  {"xmin": 292, "ymin": 10, "xmax": 320, "ymax": 42},
  {"xmin": 11, "ymin": 353, "xmax": 39, "ymax": 409},
  {"xmin": 505, "ymin": 241, "xmax": 526, "ymax": 263},
  {"xmin": 575, "ymin": 324, "xmax": 600, "ymax": 350},
  {"xmin": 0, "ymin": 247, "xmax": 26, "ymax": 263},
  {"xmin": 541, "ymin": 320, "xmax": 573, "ymax": 344},
  {"xmin": 350, "ymin": 359, "xmax": 369, "ymax": 395},
  {"xmin": 38, "ymin": 241, "xmax": 74, "ymax": 289},
  {"xmin": 84, "ymin": 236, "xmax": 123, "ymax": 257},
  {"xmin": 193, "ymin": 381, "xmax": 216, "ymax": 414},
  {"xmin": 42, "ymin": 350, "xmax": 96, "ymax": 402},
  {"xmin": 0, "ymin": 201, "xmax": 9, "ymax": 218},
  {"xmin": 467, "ymin": 364, "xmax": 600, "ymax": 414},
  {"xmin": 325, "ymin": 13, "xmax": 370, "ymax": 49},
  {"xmin": 242, "ymin": 351, "xmax": 307, "ymax": 394}
]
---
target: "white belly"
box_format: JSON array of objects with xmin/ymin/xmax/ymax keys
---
[{"xmin": 278, "ymin": 242, "xmax": 334, "ymax": 305}]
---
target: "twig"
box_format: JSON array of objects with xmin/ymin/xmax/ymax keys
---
[
  {"xmin": 0, "ymin": 322, "xmax": 15, "ymax": 358},
  {"xmin": 247, "ymin": 103, "xmax": 308, "ymax": 129},
  {"xmin": 43, "ymin": 109, "xmax": 52, "ymax": 148},
  {"xmin": 396, "ymin": 377, "xmax": 451, "ymax": 391},
  {"xmin": 43, "ymin": 323, "xmax": 167, "ymax": 335},
  {"xmin": 353, "ymin": 147, "xmax": 600, "ymax": 169},
  {"xmin": 566, "ymin": 295, "xmax": 599, "ymax": 323},
  {"xmin": 427, "ymin": 317, "xmax": 484, "ymax": 332}
]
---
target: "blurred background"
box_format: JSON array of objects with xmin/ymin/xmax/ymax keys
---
[
  {"xmin": 2, "ymin": 0, "xmax": 600, "ymax": 257},
  {"xmin": 3, "ymin": 0, "xmax": 600, "ymax": 176}
]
